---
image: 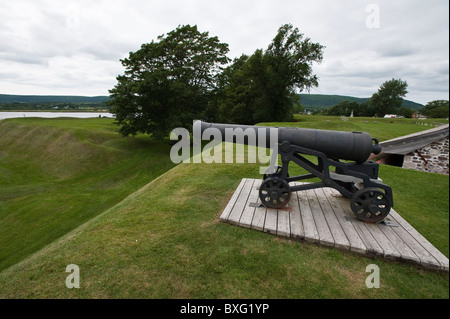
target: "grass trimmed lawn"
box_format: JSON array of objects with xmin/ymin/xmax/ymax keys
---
[
  {"xmin": 0, "ymin": 116, "xmax": 448, "ymax": 298},
  {"xmin": 0, "ymin": 160, "xmax": 447, "ymax": 298},
  {"xmin": 269, "ymin": 115, "xmax": 448, "ymax": 142},
  {"xmin": 0, "ymin": 117, "xmax": 176, "ymax": 271}
]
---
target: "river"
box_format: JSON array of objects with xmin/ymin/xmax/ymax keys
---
[{"xmin": 0, "ymin": 111, "xmax": 114, "ymax": 120}]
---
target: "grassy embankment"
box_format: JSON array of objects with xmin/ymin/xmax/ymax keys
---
[
  {"xmin": 0, "ymin": 117, "xmax": 176, "ymax": 272},
  {"xmin": 0, "ymin": 116, "xmax": 448, "ymax": 298}
]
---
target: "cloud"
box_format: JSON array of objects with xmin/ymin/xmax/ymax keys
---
[{"xmin": 0, "ymin": 0, "xmax": 448, "ymax": 104}]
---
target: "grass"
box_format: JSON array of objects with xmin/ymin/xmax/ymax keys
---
[
  {"xmin": 0, "ymin": 116, "xmax": 448, "ymax": 298},
  {"xmin": 379, "ymin": 166, "xmax": 449, "ymax": 257},
  {"xmin": 0, "ymin": 117, "xmax": 176, "ymax": 271},
  {"xmin": 0, "ymin": 161, "xmax": 447, "ymax": 299},
  {"xmin": 267, "ymin": 115, "xmax": 448, "ymax": 142}
]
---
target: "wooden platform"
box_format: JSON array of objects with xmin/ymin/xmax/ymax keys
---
[{"xmin": 220, "ymin": 178, "xmax": 449, "ymax": 272}]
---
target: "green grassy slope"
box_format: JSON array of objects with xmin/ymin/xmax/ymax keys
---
[
  {"xmin": 0, "ymin": 160, "xmax": 447, "ymax": 299},
  {"xmin": 268, "ymin": 115, "xmax": 448, "ymax": 142},
  {"xmin": 0, "ymin": 116, "xmax": 447, "ymax": 298},
  {"xmin": 0, "ymin": 118, "xmax": 176, "ymax": 271}
]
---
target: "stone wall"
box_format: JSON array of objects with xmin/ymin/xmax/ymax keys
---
[{"xmin": 402, "ymin": 136, "xmax": 449, "ymax": 175}]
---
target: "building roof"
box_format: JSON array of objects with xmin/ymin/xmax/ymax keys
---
[{"xmin": 379, "ymin": 124, "xmax": 449, "ymax": 155}]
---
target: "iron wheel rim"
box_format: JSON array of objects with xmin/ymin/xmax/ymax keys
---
[
  {"xmin": 350, "ymin": 187, "xmax": 390, "ymax": 223},
  {"xmin": 259, "ymin": 177, "xmax": 291, "ymax": 209}
]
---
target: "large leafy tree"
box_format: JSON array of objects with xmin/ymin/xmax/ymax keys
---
[
  {"xmin": 369, "ymin": 78, "xmax": 408, "ymax": 117},
  {"xmin": 217, "ymin": 24, "xmax": 324, "ymax": 124},
  {"xmin": 264, "ymin": 24, "xmax": 324, "ymax": 121},
  {"xmin": 217, "ymin": 51, "xmax": 272, "ymax": 124},
  {"xmin": 216, "ymin": 54, "xmax": 253, "ymax": 124},
  {"xmin": 109, "ymin": 25, "xmax": 230, "ymax": 138}
]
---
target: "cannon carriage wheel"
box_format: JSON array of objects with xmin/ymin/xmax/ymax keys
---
[
  {"xmin": 259, "ymin": 177, "xmax": 291, "ymax": 209},
  {"xmin": 350, "ymin": 187, "xmax": 391, "ymax": 223}
]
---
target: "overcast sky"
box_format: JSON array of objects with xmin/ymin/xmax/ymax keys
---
[{"xmin": 0, "ymin": 0, "xmax": 448, "ymax": 105}]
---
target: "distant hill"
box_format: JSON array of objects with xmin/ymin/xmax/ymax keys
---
[
  {"xmin": 298, "ymin": 94, "xmax": 423, "ymax": 111},
  {"xmin": 0, "ymin": 94, "xmax": 110, "ymax": 104},
  {"xmin": 0, "ymin": 93, "xmax": 424, "ymax": 111}
]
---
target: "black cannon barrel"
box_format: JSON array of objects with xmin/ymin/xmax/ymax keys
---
[{"xmin": 198, "ymin": 121, "xmax": 381, "ymax": 164}]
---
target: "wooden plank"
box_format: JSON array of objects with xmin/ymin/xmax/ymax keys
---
[
  {"xmin": 330, "ymin": 189, "xmax": 384, "ymax": 256},
  {"xmin": 363, "ymin": 222, "xmax": 402, "ymax": 260},
  {"xmin": 329, "ymin": 188, "xmax": 446, "ymax": 267},
  {"xmin": 221, "ymin": 179, "xmax": 448, "ymax": 272},
  {"xmin": 295, "ymin": 182, "xmax": 318, "ymax": 243},
  {"xmin": 238, "ymin": 182, "xmax": 258, "ymax": 228},
  {"xmin": 348, "ymin": 219, "xmax": 384, "ymax": 256},
  {"xmin": 250, "ymin": 179, "xmax": 266, "ymax": 231},
  {"xmin": 314, "ymin": 188, "xmax": 349, "ymax": 250},
  {"xmin": 220, "ymin": 178, "xmax": 247, "ymax": 222},
  {"xmin": 389, "ymin": 222, "xmax": 440, "ymax": 269},
  {"xmin": 277, "ymin": 210, "xmax": 290, "ymax": 237},
  {"xmin": 288, "ymin": 190, "xmax": 304, "ymax": 240},
  {"xmin": 388, "ymin": 209, "xmax": 445, "ymax": 270},
  {"xmin": 305, "ymin": 188, "xmax": 334, "ymax": 246},
  {"xmin": 378, "ymin": 222, "xmax": 421, "ymax": 263},
  {"xmin": 251, "ymin": 203, "xmax": 267, "ymax": 232},
  {"xmin": 389, "ymin": 210, "xmax": 449, "ymax": 271},
  {"xmin": 322, "ymin": 188, "xmax": 366, "ymax": 254},
  {"xmin": 220, "ymin": 177, "xmax": 247, "ymax": 221},
  {"xmin": 263, "ymin": 208, "xmax": 278, "ymax": 235},
  {"xmin": 227, "ymin": 179, "xmax": 254, "ymax": 225}
]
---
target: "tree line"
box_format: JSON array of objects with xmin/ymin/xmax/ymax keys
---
[
  {"xmin": 316, "ymin": 79, "xmax": 449, "ymax": 119},
  {"xmin": 108, "ymin": 24, "xmax": 448, "ymax": 138},
  {"xmin": 0, "ymin": 102, "xmax": 109, "ymax": 111},
  {"xmin": 317, "ymin": 79, "xmax": 409, "ymax": 117}
]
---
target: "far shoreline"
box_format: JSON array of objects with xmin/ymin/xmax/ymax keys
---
[{"xmin": 0, "ymin": 109, "xmax": 111, "ymax": 113}]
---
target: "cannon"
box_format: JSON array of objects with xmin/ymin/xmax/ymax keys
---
[{"xmin": 198, "ymin": 121, "xmax": 393, "ymax": 223}]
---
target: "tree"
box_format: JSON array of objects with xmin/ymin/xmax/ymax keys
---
[
  {"xmin": 369, "ymin": 78, "xmax": 408, "ymax": 117},
  {"xmin": 263, "ymin": 24, "xmax": 324, "ymax": 121},
  {"xmin": 216, "ymin": 53, "xmax": 263, "ymax": 124},
  {"xmin": 420, "ymin": 100, "xmax": 449, "ymax": 118},
  {"xmin": 353, "ymin": 101, "xmax": 375, "ymax": 117},
  {"xmin": 217, "ymin": 24, "xmax": 324, "ymax": 124},
  {"xmin": 396, "ymin": 106, "xmax": 414, "ymax": 118},
  {"xmin": 108, "ymin": 25, "xmax": 230, "ymax": 138},
  {"xmin": 324, "ymin": 100, "xmax": 359, "ymax": 116},
  {"xmin": 292, "ymin": 100, "xmax": 304, "ymax": 114}
]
